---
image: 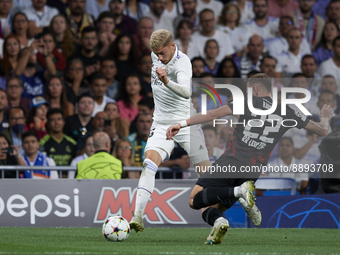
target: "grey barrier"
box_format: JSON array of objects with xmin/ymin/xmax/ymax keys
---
[{"xmin": 0, "ymin": 179, "xmax": 206, "ymax": 227}]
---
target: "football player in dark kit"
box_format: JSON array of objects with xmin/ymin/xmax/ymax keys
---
[{"xmin": 166, "ymin": 73, "xmax": 333, "ymax": 245}]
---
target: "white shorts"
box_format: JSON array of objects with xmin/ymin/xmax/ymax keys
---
[{"xmin": 144, "ymin": 122, "xmax": 209, "ymax": 165}]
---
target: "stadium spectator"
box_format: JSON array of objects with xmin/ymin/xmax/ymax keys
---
[
  {"xmin": 85, "ymin": 0, "xmax": 110, "ymax": 20},
  {"xmin": 90, "ymin": 73, "xmax": 115, "ymax": 117},
  {"xmin": 318, "ymin": 35, "xmax": 340, "ymax": 93},
  {"xmin": 326, "ymin": 0, "xmax": 340, "ymax": 29},
  {"xmin": 0, "ymin": 0, "xmax": 13, "ymax": 38},
  {"xmin": 63, "ymin": 58, "xmax": 88, "ymax": 96},
  {"xmin": 23, "ymin": 0, "xmax": 59, "ymax": 38},
  {"xmin": 110, "ymin": 0, "xmax": 138, "ymax": 36},
  {"xmin": 295, "ymin": 0, "xmax": 325, "ymax": 50},
  {"xmin": 259, "ymin": 56, "xmax": 284, "ymax": 90},
  {"xmin": 25, "ymin": 96, "xmax": 49, "ymax": 140},
  {"xmin": 100, "ymin": 58, "xmax": 119, "ymax": 100},
  {"xmin": 14, "ymin": 41, "xmax": 56, "ymax": 100},
  {"xmin": 301, "ymin": 54, "xmax": 321, "ymax": 97},
  {"xmin": 49, "ymin": 15, "xmax": 75, "ymax": 59},
  {"xmin": 44, "ymin": 77, "xmax": 74, "ymax": 118},
  {"xmin": 245, "ymin": 0, "xmax": 279, "ymax": 46},
  {"xmin": 1, "ymin": 106, "xmax": 27, "ymax": 155},
  {"xmin": 97, "ymin": 12, "xmax": 117, "ymax": 57},
  {"xmin": 0, "ymin": 134, "xmax": 25, "ymax": 178},
  {"xmin": 232, "ymin": 0, "xmax": 254, "ymax": 25},
  {"xmin": 266, "ymin": 137, "xmax": 309, "ymax": 194},
  {"xmin": 312, "ymin": 0, "xmax": 331, "ymax": 19},
  {"xmin": 173, "ymin": 0, "xmax": 199, "ymax": 32},
  {"xmin": 104, "ymin": 102, "xmax": 128, "ymax": 138},
  {"xmin": 317, "ymin": 90, "xmax": 337, "ymax": 117},
  {"xmin": 110, "ymin": 33, "xmax": 139, "ymax": 82},
  {"xmin": 21, "ymin": 130, "xmax": 58, "ymax": 179},
  {"xmin": 63, "ymin": 93, "xmax": 94, "ymax": 142},
  {"xmin": 267, "ymin": 16, "xmax": 311, "ymax": 60},
  {"xmin": 202, "ymin": 125, "xmax": 224, "ymax": 164},
  {"xmin": 76, "ymin": 131, "xmax": 122, "ymax": 179},
  {"xmin": 46, "ymin": 0, "xmax": 68, "ymax": 17},
  {"xmin": 66, "ymin": 0, "xmax": 95, "ymax": 43},
  {"xmin": 234, "ymin": 35, "xmax": 265, "ymax": 78},
  {"xmin": 124, "ymin": 0, "xmax": 150, "ymax": 21},
  {"xmin": 203, "ymin": 39, "xmax": 220, "ymax": 76},
  {"xmin": 112, "ymin": 138, "xmax": 138, "ymax": 178},
  {"xmin": 192, "ymin": 9, "xmax": 235, "ymax": 62},
  {"xmin": 0, "ymin": 35, "xmax": 21, "ymax": 78},
  {"xmin": 138, "ymin": 54, "xmax": 152, "ymax": 95},
  {"xmin": 275, "ymin": 28, "xmax": 306, "ymax": 78},
  {"xmin": 162, "ymin": 0, "xmax": 182, "ymax": 20},
  {"xmin": 12, "ymin": 12, "xmax": 33, "ymax": 49},
  {"xmin": 196, "ymin": 0, "xmax": 223, "ymax": 21},
  {"xmin": 133, "ymin": 17, "xmax": 153, "ymax": 57},
  {"xmin": 36, "ymin": 29, "xmax": 66, "ymax": 77},
  {"xmin": 289, "ymin": 73, "xmax": 319, "ymax": 115},
  {"xmin": 71, "ymin": 27, "xmax": 102, "ymax": 83},
  {"xmin": 217, "ymin": 3, "xmax": 251, "ymax": 55},
  {"xmin": 5, "ymin": 77, "xmax": 31, "ymax": 116},
  {"xmin": 216, "ymin": 58, "xmax": 241, "ymax": 85},
  {"xmin": 116, "ymin": 75, "xmax": 146, "ymax": 130},
  {"xmin": 126, "ymin": 113, "xmax": 152, "ymax": 166},
  {"xmin": 147, "ymin": 0, "xmax": 173, "ymax": 34},
  {"xmin": 40, "ymin": 108, "xmax": 76, "ymax": 176},
  {"xmin": 11, "ymin": 0, "xmax": 32, "ymax": 14},
  {"xmin": 129, "ymin": 96, "xmax": 154, "ymax": 133},
  {"xmin": 321, "ymin": 75, "xmax": 340, "ymax": 114},
  {"xmin": 0, "ymin": 89, "xmax": 8, "ymax": 133},
  {"xmin": 312, "ymin": 22, "xmax": 339, "ymax": 66},
  {"xmin": 191, "ymin": 57, "xmax": 205, "ymax": 78},
  {"xmin": 173, "ymin": 20, "xmax": 200, "ymax": 60},
  {"xmin": 268, "ymin": 0, "xmax": 298, "ymax": 18},
  {"xmin": 69, "ymin": 134, "xmax": 95, "ymax": 178}
]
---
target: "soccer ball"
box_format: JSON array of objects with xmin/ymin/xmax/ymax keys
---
[{"xmin": 102, "ymin": 216, "xmax": 130, "ymax": 242}]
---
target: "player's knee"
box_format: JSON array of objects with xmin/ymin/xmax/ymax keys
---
[{"xmin": 188, "ymin": 197, "xmax": 196, "ymax": 209}]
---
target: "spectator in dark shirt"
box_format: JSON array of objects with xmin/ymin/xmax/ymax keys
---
[
  {"xmin": 100, "ymin": 58, "xmax": 119, "ymax": 100},
  {"xmin": 129, "ymin": 96, "xmax": 154, "ymax": 134},
  {"xmin": 138, "ymin": 54, "xmax": 152, "ymax": 96},
  {"xmin": 64, "ymin": 93, "xmax": 95, "ymax": 142},
  {"xmin": 110, "ymin": 0, "xmax": 138, "ymax": 36},
  {"xmin": 97, "ymin": 11, "xmax": 117, "ymax": 57},
  {"xmin": 0, "ymin": 88, "xmax": 8, "ymax": 133},
  {"xmin": 133, "ymin": 17, "xmax": 153, "ymax": 58},
  {"xmin": 5, "ymin": 77, "xmax": 31, "ymax": 117},
  {"xmin": 71, "ymin": 26, "xmax": 102, "ymax": 83},
  {"xmin": 14, "ymin": 40, "xmax": 57, "ymax": 100}
]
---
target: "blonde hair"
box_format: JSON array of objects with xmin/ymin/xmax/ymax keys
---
[{"xmin": 150, "ymin": 29, "xmax": 173, "ymax": 50}]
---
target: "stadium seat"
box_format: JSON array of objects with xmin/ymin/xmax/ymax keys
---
[{"xmin": 255, "ymin": 177, "xmax": 296, "ymax": 195}]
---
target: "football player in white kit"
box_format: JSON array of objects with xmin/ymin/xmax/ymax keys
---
[{"xmin": 129, "ymin": 29, "xmax": 212, "ymax": 232}]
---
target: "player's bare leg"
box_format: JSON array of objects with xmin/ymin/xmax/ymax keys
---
[{"xmin": 130, "ymin": 150, "xmax": 162, "ymax": 232}]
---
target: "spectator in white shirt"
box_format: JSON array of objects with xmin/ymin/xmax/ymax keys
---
[
  {"xmin": 23, "ymin": 0, "xmax": 58, "ymax": 38},
  {"xmin": 245, "ymin": 0, "xmax": 279, "ymax": 46},
  {"xmin": 217, "ymin": 3, "xmax": 251, "ymax": 56},
  {"xmin": 124, "ymin": 0, "xmax": 150, "ymax": 21},
  {"xmin": 301, "ymin": 54, "xmax": 321, "ymax": 97},
  {"xmin": 91, "ymin": 73, "xmax": 115, "ymax": 117},
  {"xmin": 85, "ymin": 0, "xmax": 110, "ymax": 20},
  {"xmin": 192, "ymin": 9, "xmax": 235, "ymax": 62},
  {"xmin": 196, "ymin": 0, "xmax": 223, "ymax": 21},
  {"xmin": 173, "ymin": 19, "xmax": 200, "ymax": 60},
  {"xmin": 267, "ymin": 15, "xmax": 311, "ymax": 60},
  {"xmin": 147, "ymin": 0, "xmax": 174, "ymax": 35},
  {"xmin": 232, "ymin": 0, "xmax": 254, "ymax": 25},
  {"xmin": 69, "ymin": 135, "xmax": 95, "ymax": 178},
  {"xmin": 276, "ymin": 27, "xmax": 306, "ymax": 78},
  {"xmin": 267, "ymin": 137, "xmax": 309, "ymax": 194},
  {"xmin": 162, "ymin": 0, "xmax": 183, "ymax": 20},
  {"xmin": 318, "ymin": 35, "xmax": 340, "ymax": 95}
]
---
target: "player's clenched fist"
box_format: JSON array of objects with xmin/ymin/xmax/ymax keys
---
[
  {"xmin": 156, "ymin": 67, "xmax": 169, "ymax": 84},
  {"xmin": 166, "ymin": 123, "xmax": 181, "ymax": 140},
  {"xmin": 318, "ymin": 104, "xmax": 333, "ymax": 120}
]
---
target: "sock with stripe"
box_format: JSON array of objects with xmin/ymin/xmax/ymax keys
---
[{"xmin": 134, "ymin": 159, "xmax": 158, "ymax": 218}]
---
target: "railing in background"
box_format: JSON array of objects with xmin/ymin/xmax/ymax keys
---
[{"xmin": 0, "ymin": 166, "xmax": 198, "ymax": 179}]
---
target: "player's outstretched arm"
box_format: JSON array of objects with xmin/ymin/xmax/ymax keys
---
[
  {"xmin": 166, "ymin": 105, "xmax": 233, "ymax": 139},
  {"xmin": 304, "ymin": 104, "xmax": 333, "ymax": 137}
]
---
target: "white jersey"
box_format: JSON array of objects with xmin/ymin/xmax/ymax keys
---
[
  {"xmin": 217, "ymin": 25, "xmax": 251, "ymax": 53},
  {"xmin": 275, "ymin": 50, "xmax": 305, "ymax": 78},
  {"xmin": 245, "ymin": 17, "xmax": 279, "ymax": 46},
  {"xmin": 267, "ymin": 36, "xmax": 311, "ymax": 60},
  {"xmin": 232, "ymin": 0, "xmax": 254, "ymax": 25},
  {"xmin": 151, "ymin": 46, "xmax": 196, "ymax": 124}
]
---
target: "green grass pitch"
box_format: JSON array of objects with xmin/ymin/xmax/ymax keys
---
[{"xmin": 0, "ymin": 228, "xmax": 339, "ymax": 255}]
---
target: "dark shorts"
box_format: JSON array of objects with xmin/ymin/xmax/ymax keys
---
[{"xmin": 196, "ymin": 155, "xmax": 260, "ymax": 210}]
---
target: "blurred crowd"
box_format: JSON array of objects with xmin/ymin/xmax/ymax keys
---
[{"xmin": 0, "ymin": 0, "xmax": 339, "ymax": 194}]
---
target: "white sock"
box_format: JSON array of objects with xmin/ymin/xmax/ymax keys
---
[
  {"xmin": 215, "ymin": 217, "xmax": 225, "ymax": 223},
  {"xmin": 134, "ymin": 159, "xmax": 158, "ymax": 218},
  {"xmin": 234, "ymin": 186, "xmax": 245, "ymax": 198}
]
